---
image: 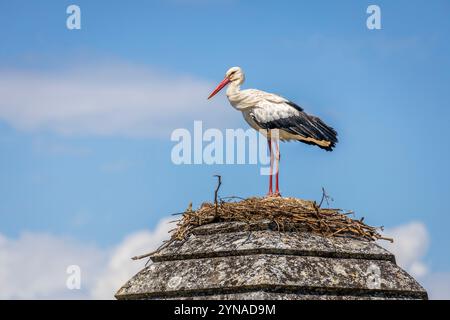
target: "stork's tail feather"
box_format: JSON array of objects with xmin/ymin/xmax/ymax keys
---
[
  {"xmin": 289, "ymin": 115, "xmax": 338, "ymax": 151},
  {"xmin": 312, "ymin": 116, "xmax": 338, "ymax": 151}
]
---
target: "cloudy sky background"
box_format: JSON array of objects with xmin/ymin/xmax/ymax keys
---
[{"xmin": 0, "ymin": 0, "xmax": 449, "ymax": 299}]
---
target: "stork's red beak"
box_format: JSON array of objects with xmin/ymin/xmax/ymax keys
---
[{"xmin": 208, "ymin": 77, "xmax": 231, "ymax": 99}]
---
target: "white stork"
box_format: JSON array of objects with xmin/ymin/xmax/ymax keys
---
[{"xmin": 208, "ymin": 66, "xmax": 338, "ymax": 197}]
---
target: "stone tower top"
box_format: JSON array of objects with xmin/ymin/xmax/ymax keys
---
[{"xmin": 115, "ymin": 220, "xmax": 428, "ymax": 300}]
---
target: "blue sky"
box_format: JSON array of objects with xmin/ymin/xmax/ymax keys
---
[{"xmin": 0, "ymin": 0, "xmax": 449, "ymax": 298}]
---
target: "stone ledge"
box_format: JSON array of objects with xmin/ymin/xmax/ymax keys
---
[
  {"xmin": 116, "ymin": 254, "xmax": 426, "ymax": 299},
  {"xmin": 158, "ymin": 291, "xmax": 424, "ymax": 300},
  {"xmin": 152, "ymin": 230, "xmax": 394, "ymax": 263}
]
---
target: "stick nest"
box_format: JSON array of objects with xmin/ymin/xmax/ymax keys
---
[{"xmin": 170, "ymin": 197, "xmax": 392, "ymax": 243}]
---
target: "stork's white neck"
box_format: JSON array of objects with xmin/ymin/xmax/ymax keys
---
[
  {"xmin": 226, "ymin": 81, "xmax": 250, "ymax": 110},
  {"xmin": 226, "ymin": 81, "xmax": 241, "ymax": 98}
]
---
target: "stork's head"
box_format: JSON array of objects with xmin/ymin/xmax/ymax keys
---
[{"xmin": 208, "ymin": 66, "xmax": 244, "ymax": 99}]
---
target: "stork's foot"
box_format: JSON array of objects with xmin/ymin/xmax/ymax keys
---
[
  {"xmin": 272, "ymin": 192, "xmax": 282, "ymax": 198},
  {"xmin": 266, "ymin": 192, "xmax": 282, "ymax": 198}
]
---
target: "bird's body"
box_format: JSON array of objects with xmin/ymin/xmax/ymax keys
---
[
  {"xmin": 208, "ymin": 67, "xmax": 338, "ymax": 196},
  {"xmin": 226, "ymin": 84, "xmax": 338, "ymax": 151}
]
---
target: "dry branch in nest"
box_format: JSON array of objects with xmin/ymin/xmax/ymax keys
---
[
  {"xmin": 133, "ymin": 195, "xmax": 392, "ymax": 261},
  {"xmin": 172, "ymin": 196, "xmax": 392, "ymax": 242}
]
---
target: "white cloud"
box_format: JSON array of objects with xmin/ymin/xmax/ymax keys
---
[
  {"xmin": 380, "ymin": 221, "xmax": 430, "ymax": 278},
  {"xmin": 0, "ymin": 63, "xmax": 233, "ymax": 137},
  {"xmin": 380, "ymin": 221, "xmax": 450, "ymax": 299},
  {"xmin": 91, "ymin": 218, "xmax": 172, "ymax": 299},
  {"xmin": 0, "ymin": 218, "xmax": 172, "ymax": 299},
  {"xmin": 0, "ymin": 232, "xmax": 106, "ymax": 299}
]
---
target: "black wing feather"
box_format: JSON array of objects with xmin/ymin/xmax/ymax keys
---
[{"xmin": 254, "ymin": 109, "xmax": 338, "ymax": 151}]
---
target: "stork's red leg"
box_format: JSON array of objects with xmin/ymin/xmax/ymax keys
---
[
  {"xmin": 274, "ymin": 139, "xmax": 281, "ymax": 197},
  {"xmin": 267, "ymin": 134, "xmax": 273, "ymax": 196}
]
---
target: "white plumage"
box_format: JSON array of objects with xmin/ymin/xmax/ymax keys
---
[{"xmin": 208, "ymin": 66, "xmax": 338, "ymax": 196}]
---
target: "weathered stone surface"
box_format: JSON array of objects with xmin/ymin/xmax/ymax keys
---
[
  {"xmin": 116, "ymin": 254, "xmax": 426, "ymax": 299},
  {"xmin": 191, "ymin": 220, "xmax": 297, "ymax": 235},
  {"xmin": 161, "ymin": 291, "xmax": 420, "ymax": 300},
  {"xmin": 152, "ymin": 230, "xmax": 394, "ymax": 263},
  {"xmin": 116, "ymin": 221, "xmax": 428, "ymax": 300}
]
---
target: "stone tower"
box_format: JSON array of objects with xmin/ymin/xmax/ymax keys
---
[{"xmin": 115, "ymin": 220, "xmax": 428, "ymax": 300}]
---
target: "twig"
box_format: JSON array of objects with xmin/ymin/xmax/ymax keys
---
[
  {"xmin": 377, "ymin": 236, "xmax": 394, "ymax": 243},
  {"xmin": 131, "ymin": 252, "xmax": 154, "ymax": 261},
  {"xmin": 319, "ymin": 187, "xmax": 333, "ymax": 208},
  {"xmin": 131, "ymin": 238, "xmax": 176, "ymax": 260},
  {"xmin": 220, "ymin": 196, "xmax": 246, "ymax": 201},
  {"xmin": 213, "ymin": 175, "xmax": 222, "ymax": 220}
]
